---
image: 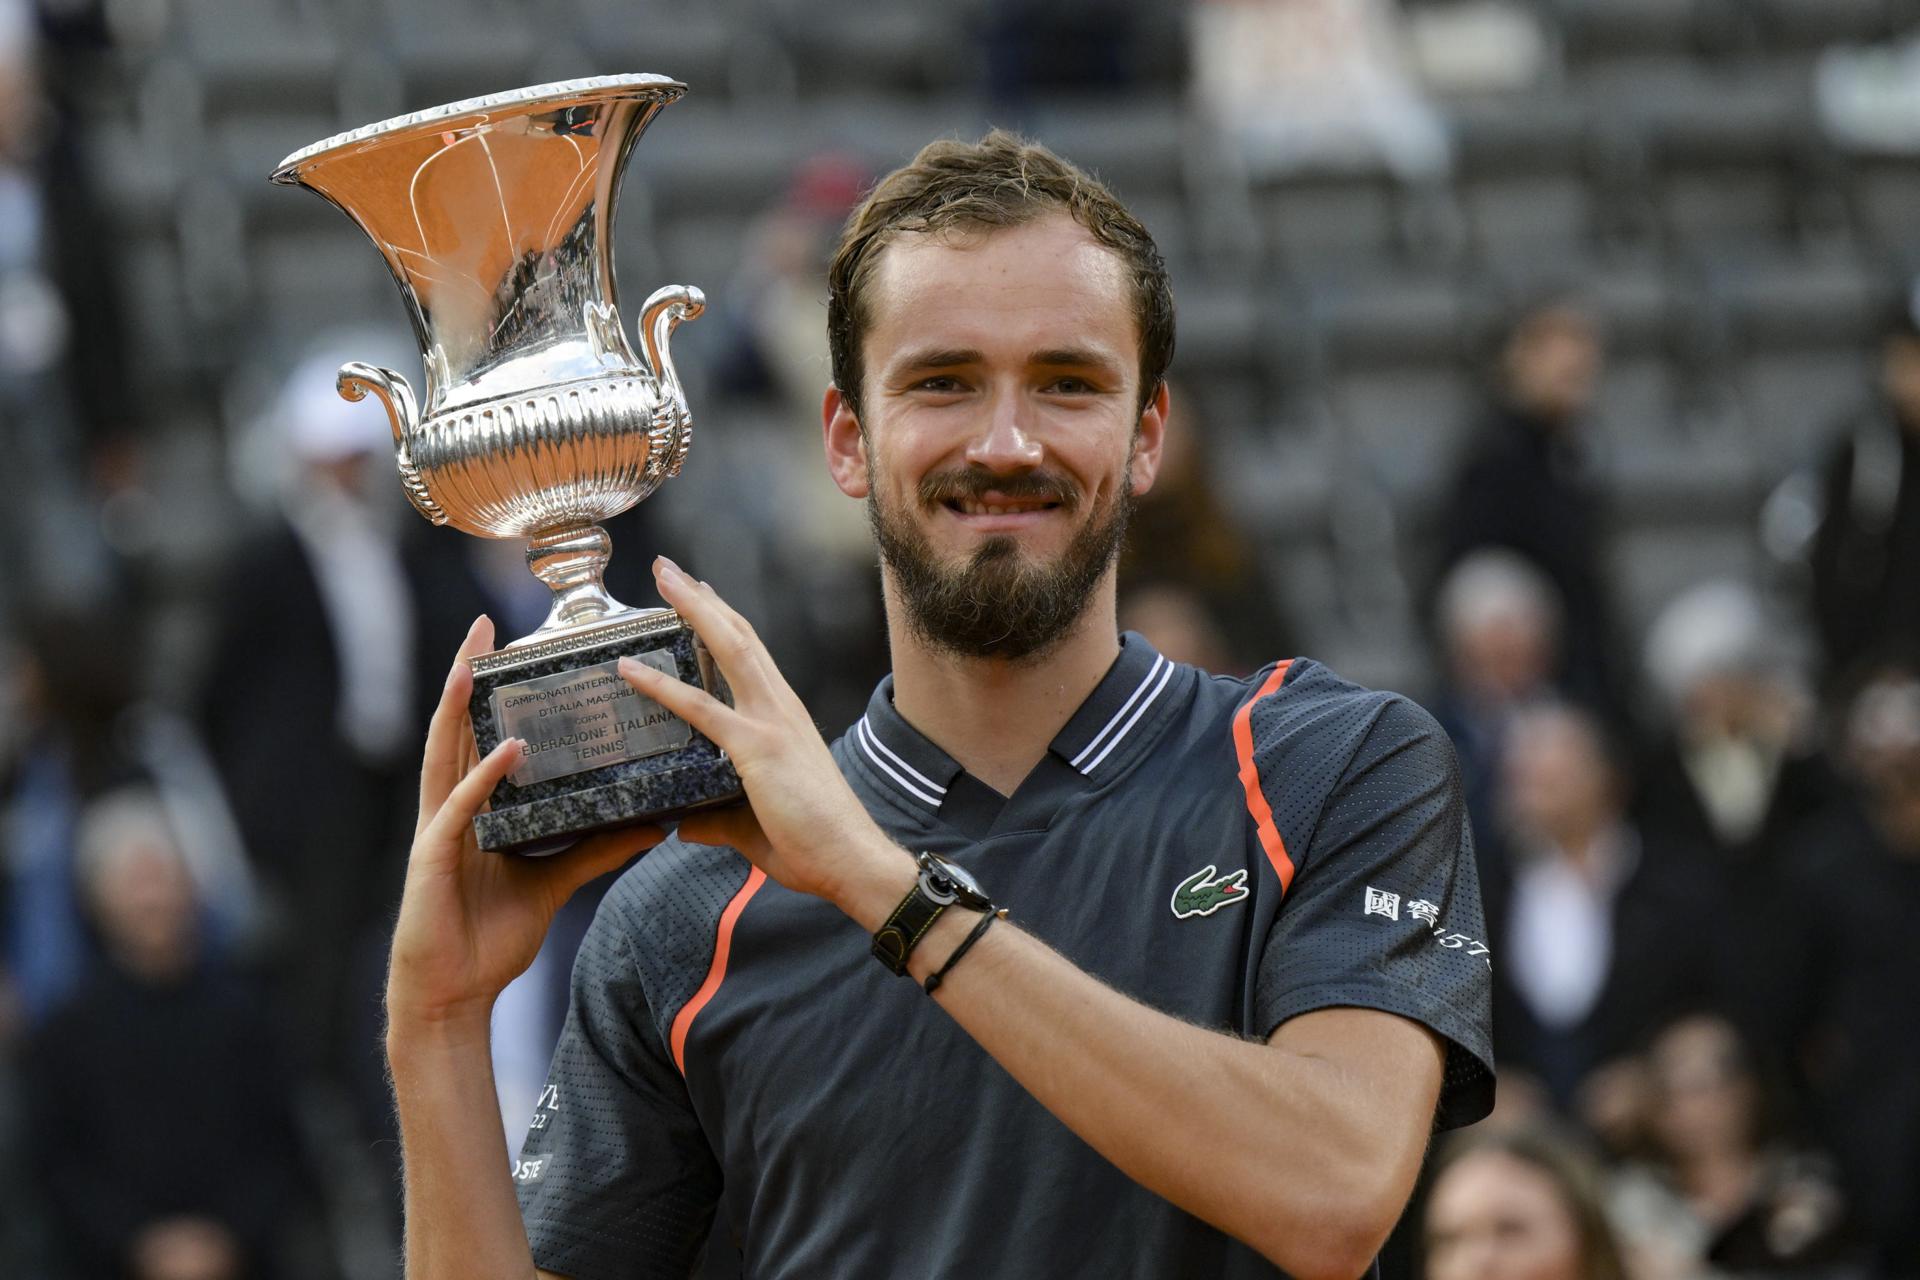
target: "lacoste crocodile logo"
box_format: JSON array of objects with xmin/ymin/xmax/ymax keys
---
[{"xmin": 1171, "ymin": 865, "xmax": 1250, "ymax": 919}]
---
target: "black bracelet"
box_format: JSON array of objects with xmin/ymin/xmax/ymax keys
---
[{"xmin": 924, "ymin": 909, "xmax": 1005, "ymax": 995}]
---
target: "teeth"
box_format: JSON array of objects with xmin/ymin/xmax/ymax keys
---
[{"xmin": 958, "ymin": 501, "xmax": 1043, "ymax": 516}]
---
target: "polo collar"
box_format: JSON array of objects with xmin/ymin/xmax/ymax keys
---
[
  {"xmin": 849, "ymin": 633, "xmax": 1182, "ymax": 820},
  {"xmin": 852, "ymin": 680, "xmax": 964, "ymax": 813},
  {"xmin": 1048, "ymin": 632, "xmax": 1177, "ymax": 776}
]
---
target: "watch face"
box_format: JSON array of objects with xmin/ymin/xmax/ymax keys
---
[
  {"xmin": 919, "ymin": 853, "xmax": 987, "ymax": 907},
  {"xmin": 943, "ymin": 860, "xmax": 986, "ymax": 899}
]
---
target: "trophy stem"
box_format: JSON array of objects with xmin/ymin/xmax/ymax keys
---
[{"xmin": 526, "ymin": 523, "xmax": 631, "ymax": 636}]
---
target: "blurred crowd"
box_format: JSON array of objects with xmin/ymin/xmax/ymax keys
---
[{"xmin": 3, "ymin": 0, "xmax": 1920, "ymax": 1278}]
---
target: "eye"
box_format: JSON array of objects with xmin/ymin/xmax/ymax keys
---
[
  {"xmin": 1046, "ymin": 376, "xmax": 1098, "ymax": 395},
  {"xmin": 915, "ymin": 375, "xmax": 966, "ymax": 393}
]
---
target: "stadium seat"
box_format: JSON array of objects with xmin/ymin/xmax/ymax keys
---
[
  {"xmin": 1309, "ymin": 269, "xmax": 1475, "ymax": 367},
  {"xmin": 1735, "ymin": 348, "xmax": 1875, "ymax": 469},
  {"xmin": 1557, "ymin": 0, "xmax": 1706, "ymax": 68},
  {"xmin": 1758, "ymin": 0, "xmax": 1892, "ymax": 51},
  {"xmin": 1712, "ymin": 251, "xmax": 1887, "ymax": 349},
  {"xmin": 176, "ymin": 0, "xmax": 342, "ymax": 114},
  {"xmin": 1611, "ymin": 520, "xmax": 1764, "ymax": 641},
  {"xmin": 1846, "ymin": 154, "xmax": 1920, "ymax": 255},
  {"xmin": 1254, "ymin": 172, "xmax": 1408, "ymax": 275},
  {"xmin": 1630, "ymin": 67, "xmax": 1814, "ymax": 253},
  {"xmin": 1450, "ymin": 96, "xmax": 1600, "ymax": 262},
  {"xmin": 1330, "ymin": 361, "xmax": 1479, "ymax": 510}
]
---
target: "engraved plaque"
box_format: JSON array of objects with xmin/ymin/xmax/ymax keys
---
[{"xmin": 491, "ymin": 650, "xmax": 692, "ymax": 787}]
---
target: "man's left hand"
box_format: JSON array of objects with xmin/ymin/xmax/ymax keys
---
[{"xmin": 617, "ymin": 557, "xmax": 908, "ymax": 909}]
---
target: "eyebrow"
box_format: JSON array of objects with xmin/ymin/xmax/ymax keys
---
[
  {"xmin": 1029, "ymin": 347, "xmax": 1123, "ymax": 373},
  {"xmin": 889, "ymin": 346, "xmax": 1125, "ymax": 376},
  {"xmin": 892, "ymin": 347, "xmax": 984, "ymax": 375}
]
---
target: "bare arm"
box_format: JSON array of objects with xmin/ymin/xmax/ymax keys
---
[
  {"xmin": 386, "ymin": 1013, "xmax": 534, "ymax": 1280},
  {"xmin": 386, "ymin": 616, "xmax": 659, "ymax": 1280},
  {"xmin": 626, "ymin": 561, "xmax": 1452, "ymax": 1280},
  {"xmin": 817, "ymin": 837, "xmax": 1440, "ymax": 1280}
]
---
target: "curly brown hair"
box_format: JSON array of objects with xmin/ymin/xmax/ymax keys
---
[{"xmin": 825, "ymin": 129, "xmax": 1174, "ymax": 423}]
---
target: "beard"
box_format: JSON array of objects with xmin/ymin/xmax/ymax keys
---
[{"xmin": 868, "ymin": 459, "xmax": 1133, "ymax": 663}]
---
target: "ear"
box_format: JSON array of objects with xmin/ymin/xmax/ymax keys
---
[
  {"xmin": 1128, "ymin": 380, "xmax": 1169, "ymax": 497},
  {"xmin": 823, "ymin": 385, "xmax": 870, "ymax": 499}
]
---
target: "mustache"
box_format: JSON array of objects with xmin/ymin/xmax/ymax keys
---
[{"xmin": 917, "ymin": 468, "xmax": 1080, "ymax": 509}]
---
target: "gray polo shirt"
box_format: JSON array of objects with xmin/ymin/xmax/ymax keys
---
[{"xmin": 514, "ymin": 635, "xmax": 1495, "ymax": 1278}]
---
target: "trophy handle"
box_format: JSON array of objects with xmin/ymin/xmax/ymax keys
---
[
  {"xmin": 637, "ymin": 284, "xmax": 704, "ymax": 408},
  {"xmin": 337, "ymin": 362, "xmax": 448, "ymax": 526}
]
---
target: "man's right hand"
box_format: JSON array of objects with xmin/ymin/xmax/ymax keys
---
[{"xmin": 387, "ymin": 615, "xmax": 664, "ymax": 1033}]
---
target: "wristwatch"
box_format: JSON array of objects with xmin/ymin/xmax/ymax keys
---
[{"xmin": 871, "ymin": 851, "xmax": 994, "ymax": 975}]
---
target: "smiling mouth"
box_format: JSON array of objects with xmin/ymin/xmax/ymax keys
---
[{"xmin": 945, "ymin": 499, "xmax": 1062, "ymax": 517}]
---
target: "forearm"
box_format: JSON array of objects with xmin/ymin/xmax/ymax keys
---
[
  {"xmin": 387, "ymin": 1013, "xmax": 539, "ymax": 1280},
  {"xmin": 837, "ymin": 846, "xmax": 1429, "ymax": 1278}
]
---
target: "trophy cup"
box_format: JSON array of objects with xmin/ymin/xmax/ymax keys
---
[{"xmin": 271, "ymin": 75, "xmax": 743, "ymax": 854}]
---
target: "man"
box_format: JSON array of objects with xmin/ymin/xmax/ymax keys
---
[
  {"xmin": 1429, "ymin": 548, "xmax": 1563, "ymax": 850},
  {"xmin": 1483, "ymin": 703, "xmax": 1719, "ymax": 1112},
  {"xmin": 1435, "ymin": 297, "xmax": 1619, "ymax": 721},
  {"xmin": 1808, "ymin": 292, "xmax": 1920, "ymax": 686},
  {"xmin": 385, "ymin": 133, "xmax": 1493, "ymax": 1279},
  {"xmin": 24, "ymin": 788, "xmax": 313, "ymax": 1280},
  {"xmin": 1777, "ymin": 667, "xmax": 1920, "ymax": 1273}
]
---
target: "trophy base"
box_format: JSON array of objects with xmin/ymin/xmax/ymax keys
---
[{"xmin": 467, "ymin": 611, "xmax": 744, "ymax": 855}]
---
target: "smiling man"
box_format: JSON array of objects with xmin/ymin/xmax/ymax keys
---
[{"xmin": 384, "ymin": 133, "xmax": 1494, "ymax": 1280}]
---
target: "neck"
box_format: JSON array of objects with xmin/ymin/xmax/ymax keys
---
[
  {"xmin": 1548, "ymin": 816, "xmax": 1616, "ymax": 872},
  {"xmin": 886, "ymin": 573, "xmax": 1122, "ymax": 797},
  {"xmin": 113, "ymin": 939, "xmax": 197, "ymax": 986},
  {"xmin": 1681, "ymin": 1148, "xmax": 1760, "ymax": 1220}
]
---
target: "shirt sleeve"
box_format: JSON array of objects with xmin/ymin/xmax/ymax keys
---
[
  {"xmin": 515, "ymin": 892, "xmax": 723, "ymax": 1279},
  {"xmin": 1251, "ymin": 692, "xmax": 1496, "ymax": 1130}
]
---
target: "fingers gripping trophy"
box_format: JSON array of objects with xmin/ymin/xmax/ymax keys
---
[{"xmin": 272, "ymin": 76, "xmax": 743, "ymax": 853}]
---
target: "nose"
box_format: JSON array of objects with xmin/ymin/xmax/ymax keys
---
[{"xmin": 964, "ymin": 387, "xmax": 1044, "ymax": 474}]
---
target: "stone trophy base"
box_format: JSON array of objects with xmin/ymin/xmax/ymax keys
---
[{"xmin": 467, "ymin": 610, "xmax": 743, "ymax": 855}]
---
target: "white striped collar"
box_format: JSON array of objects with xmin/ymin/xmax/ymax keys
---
[
  {"xmin": 842, "ymin": 635, "xmax": 1186, "ymax": 814},
  {"xmin": 848, "ymin": 676, "xmax": 964, "ymax": 811},
  {"xmin": 1051, "ymin": 633, "xmax": 1181, "ymax": 778}
]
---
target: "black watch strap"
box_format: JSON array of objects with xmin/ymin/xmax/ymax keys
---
[{"xmin": 871, "ymin": 884, "xmax": 948, "ymax": 975}]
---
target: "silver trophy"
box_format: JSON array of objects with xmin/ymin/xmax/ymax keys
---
[{"xmin": 272, "ymin": 75, "xmax": 741, "ymax": 853}]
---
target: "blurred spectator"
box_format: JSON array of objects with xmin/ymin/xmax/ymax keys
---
[
  {"xmin": 714, "ymin": 154, "xmax": 887, "ymax": 729},
  {"xmin": 1118, "ymin": 579, "xmax": 1235, "ymax": 673},
  {"xmin": 1610, "ymin": 1014, "xmax": 1853, "ymax": 1278},
  {"xmin": 3, "ymin": 602, "xmax": 259, "ymax": 1036},
  {"xmin": 1635, "ymin": 582, "xmax": 1838, "ymax": 1063},
  {"xmin": 22, "ymin": 787, "xmax": 317, "ymax": 1280},
  {"xmin": 0, "ymin": 0, "xmax": 131, "ymax": 630},
  {"xmin": 1640, "ymin": 583, "xmax": 1828, "ymax": 864},
  {"xmin": 1487, "ymin": 704, "xmax": 1720, "ymax": 1112},
  {"xmin": 1423, "ymin": 1125, "xmax": 1627, "ymax": 1280},
  {"xmin": 1, "ymin": 603, "xmax": 138, "ymax": 1023},
  {"xmin": 1437, "ymin": 297, "xmax": 1621, "ymax": 721},
  {"xmin": 202, "ymin": 338, "xmax": 421, "ymax": 1077},
  {"xmin": 1191, "ymin": 0, "xmax": 1448, "ymax": 179},
  {"xmin": 714, "ymin": 154, "xmax": 867, "ymax": 434},
  {"xmin": 1429, "ymin": 549, "xmax": 1563, "ymax": 850},
  {"xmin": 1778, "ymin": 668, "xmax": 1920, "ymax": 1275},
  {"xmin": 1120, "ymin": 385, "xmax": 1294, "ymax": 673},
  {"xmin": 1808, "ymin": 293, "xmax": 1920, "ymax": 688}
]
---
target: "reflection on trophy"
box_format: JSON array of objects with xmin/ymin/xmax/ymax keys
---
[{"xmin": 271, "ymin": 75, "xmax": 743, "ymax": 854}]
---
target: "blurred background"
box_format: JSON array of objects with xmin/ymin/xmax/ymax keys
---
[{"xmin": 4, "ymin": 0, "xmax": 1920, "ymax": 1276}]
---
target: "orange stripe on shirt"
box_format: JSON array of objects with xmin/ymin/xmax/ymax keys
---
[
  {"xmin": 670, "ymin": 865, "xmax": 767, "ymax": 1076},
  {"xmin": 1233, "ymin": 660, "xmax": 1296, "ymax": 895}
]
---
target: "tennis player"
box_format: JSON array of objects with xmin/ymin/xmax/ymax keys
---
[{"xmin": 386, "ymin": 132, "xmax": 1494, "ymax": 1280}]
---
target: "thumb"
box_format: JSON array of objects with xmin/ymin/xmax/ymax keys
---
[{"xmin": 540, "ymin": 824, "xmax": 665, "ymax": 904}]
